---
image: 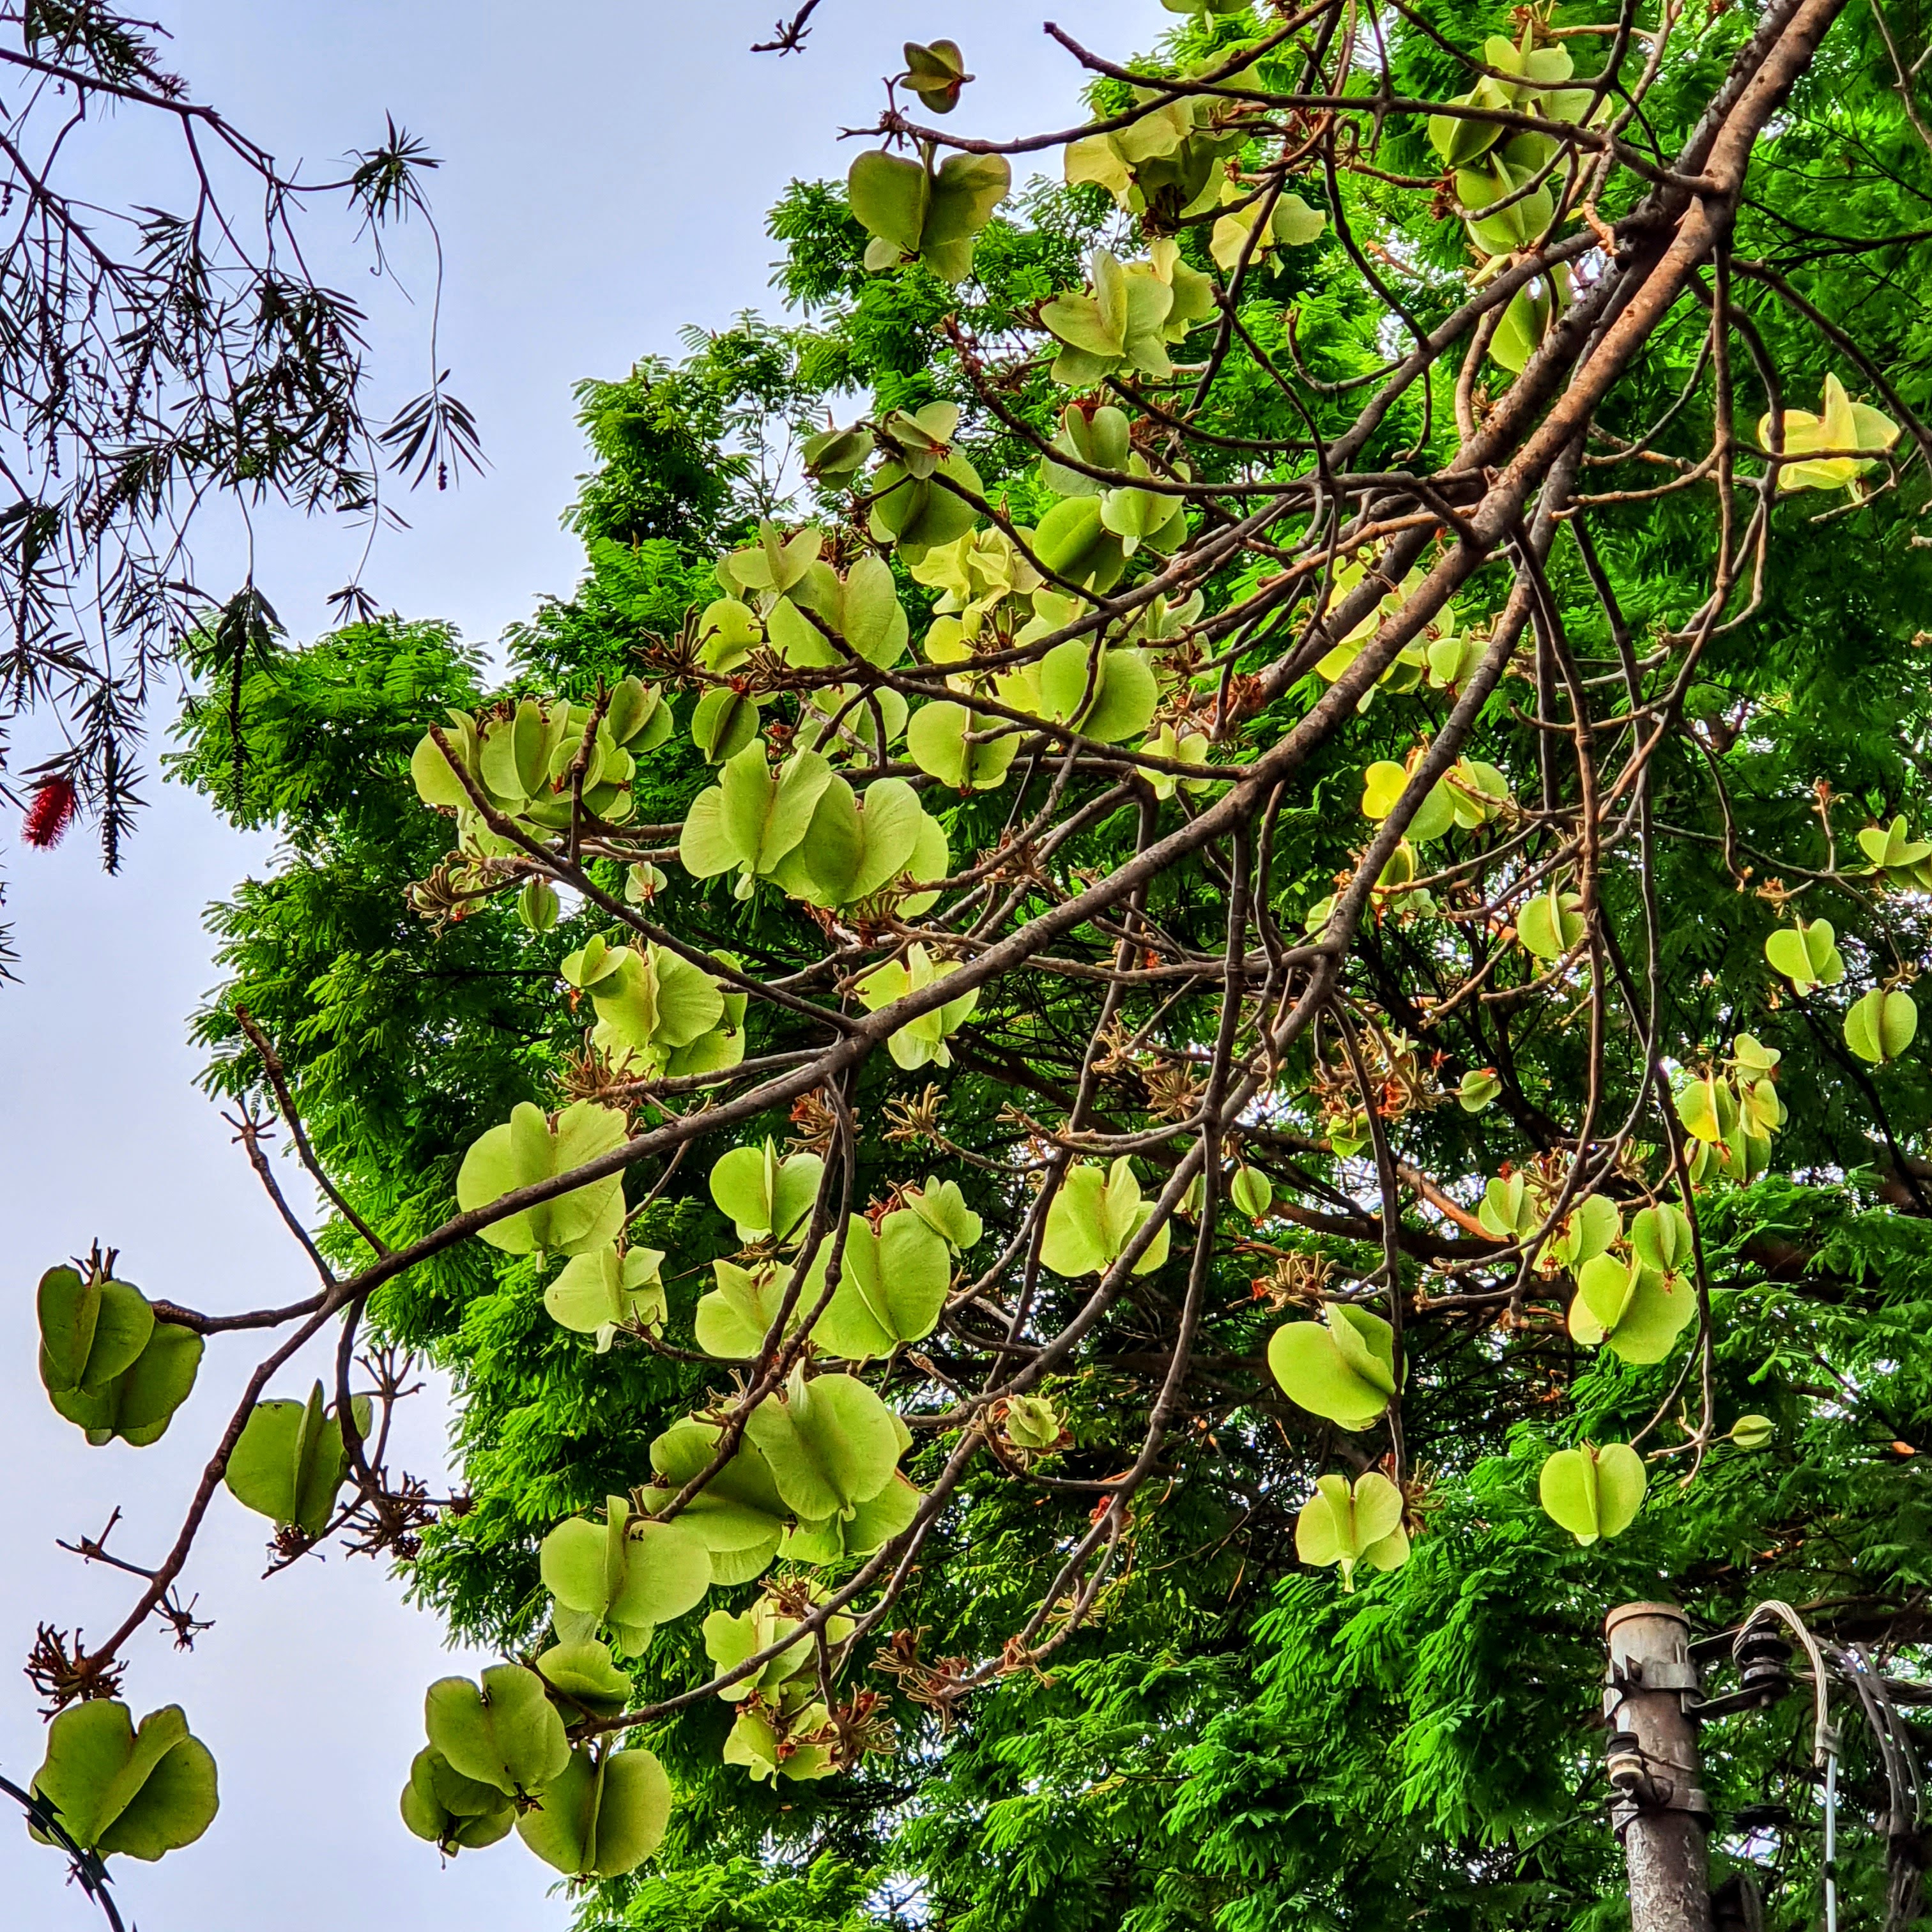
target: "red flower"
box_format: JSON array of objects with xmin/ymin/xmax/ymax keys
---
[{"xmin": 22, "ymin": 775, "xmax": 78, "ymax": 849}]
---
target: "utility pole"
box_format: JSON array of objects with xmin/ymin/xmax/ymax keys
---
[{"xmin": 1604, "ymin": 1602, "xmax": 1714, "ymax": 1932}]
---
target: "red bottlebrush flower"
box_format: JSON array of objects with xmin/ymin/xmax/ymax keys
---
[{"xmin": 22, "ymin": 775, "xmax": 79, "ymax": 849}]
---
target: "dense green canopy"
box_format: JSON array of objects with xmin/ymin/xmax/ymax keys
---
[{"xmin": 22, "ymin": 4, "xmax": 1932, "ymax": 1929}]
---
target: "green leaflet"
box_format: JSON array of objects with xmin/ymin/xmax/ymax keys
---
[
  {"xmin": 709, "ymin": 1139, "xmax": 825, "ymax": 1244},
  {"xmin": 516, "ymin": 1745, "xmax": 671, "ymax": 1879},
  {"xmin": 37, "ymin": 1264, "xmax": 152, "ymax": 1397},
  {"xmin": 812, "ymin": 1208, "xmax": 953, "ymax": 1360},
  {"xmin": 1547, "ymin": 1192, "xmax": 1619, "ymax": 1271},
  {"xmin": 1041, "ymin": 249, "xmax": 1177, "ymax": 387},
  {"xmin": 560, "ymin": 936, "xmax": 736, "ymax": 1078},
  {"xmin": 780, "ymin": 1469, "xmax": 922, "ymax": 1563},
  {"xmin": 1209, "ymin": 188, "xmax": 1326, "ymax": 272},
  {"xmin": 854, "ymin": 942, "xmax": 978, "ymax": 1070},
  {"xmin": 224, "ymin": 1381, "xmax": 373, "ymax": 1536},
  {"xmin": 40, "ymin": 1266, "xmax": 203, "ymax": 1448},
  {"xmin": 868, "ymin": 451, "xmax": 985, "ymax": 558},
  {"xmin": 401, "ymin": 1747, "xmax": 516, "ymax": 1854},
  {"xmin": 1538, "ymin": 1441, "xmax": 1647, "ymax": 1546},
  {"xmin": 771, "ymin": 774, "xmax": 931, "ymax": 908},
  {"xmin": 539, "ymin": 1494, "xmax": 714, "ymax": 1655},
  {"xmin": 1004, "ymin": 1394, "xmax": 1066, "ymax": 1453},
  {"xmin": 847, "ymin": 148, "xmax": 1010, "ymax": 283},
  {"xmin": 544, "ymin": 1243, "xmax": 666, "ymax": 1351},
  {"xmin": 1846, "ymin": 986, "xmax": 1918, "ymax": 1064},
  {"xmin": 767, "ymin": 552, "xmax": 908, "ymax": 671},
  {"xmin": 424, "ymin": 1665, "xmax": 570, "ymax": 1799},
  {"xmin": 1229, "ymin": 1165, "xmax": 1273, "ymax": 1221},
  {"xmin": 1765, "ymin": 916, "xmax": 1844, "ymax": 993},
  {"xmin": 744, "ymin": 1365, "xmax": 905, "ymax": 1522},
  {"xmin": 1478, "ymin": 1172, "xmax": 1540, "ymax": 1241},
  {"xmin": 898, "ymin": 38, "xmax": 972, "ymax": 114},
  {"xmin": 1566, "ymin": 1254, "xmax": 1696, "ymax": 1363},
  {"xmin": 639, "ymin": 1418, "xmax": 790, "ymax": 1586},
  {"xmin": 702, "ymin": 1589, "xmax": 856, "ymax": 1703},
  {"xmin": 907, "ymin": 700, "xmax": 1019, "ymax": 792},
  {"xmin": 679, "ymin": 742, "xmax": 836, "ymax": 898},
  {"xmin": 1758, "ymin": 374, "xmax": 1901, "ymax": 494},
  {"xmin": 1041, "ymin": 1158, "xmax": 1172, "ymax": 1277},
  {"xmin": 1294, "ymin": 1471, "xmax": 1411, "ymax": 1591},
  {"xmin": 454, "ymin": 1100, "xmax": 629, "ymax": 1256},
  {"xmin": 722, "ymin": 1685, "xmax": 839, "ymax": 1786},
  {"xmin": 1267, "ymin": 1305, "xmax": 1397, "ymax": 1430},
  {"xmin": 1517, "ymin": 883, "xmax": 1586, "ymax": 960},
  {"xmin": 694, "ymin": 1255, "xmax": 819, "ymax": 1361},
  {"xmin": 903, "ymin": 1176, "xmax": 984, "ymax": 1253},
  {"xmin": 30, "ymin": 1701, "xmax": 218, "ymax": 1862},
  {"xmin": 533, "ymin": 1639, "xmax": 633, "ymax": 1717}
]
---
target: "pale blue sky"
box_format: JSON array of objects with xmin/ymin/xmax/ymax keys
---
[{"xmin": 0, "ymin": 4, "xmax": 1167, "ymax": 1929}]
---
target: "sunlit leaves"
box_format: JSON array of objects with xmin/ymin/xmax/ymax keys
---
[
  {"xmin": 772, "ymin": 774, "xmax": 937, "ymax": 909},
  {"xmin": 1517, "ymin": 883, "xmax": 1586, "ymax": 960},
  {"xmin": 702, "ymin": 1591, "xmax": 849, "ymax": 1703},
  {"xmin": 1041, "ymin": 249, "xmax": 1181, "ymax": 388},
  {"xmin": 1538, "ymin": 1442, "xmax": 1647, "ymax": 1546},
  {"xmin": 409, "ymin": 682, "xmax": 668, "ymax": 843},
  {"xmin": 855, "ymin": 942, "xmax": 978, "ymax": 1070},
  {"xmin": 680, "ymin": 741, "xmax": 836, "ymax": 900},
  {"xmin": 544, "ymin": 1243, "xmax": 666, "ymax": 1351},
  {"xmin": 813, "ymin": 1209, "xmax": 953, "ymax": 1360},
  {"xmin": 1003, "ymin": 1393, "xmax": 1066, "ymax": 1453},
  {"xmin": 1567, "ymin": 1253, "xmax": 1696, "ymax": 1363},
  {"xmin": 1209, "ymin": 188, "xmax": 1324, "ymax": 273},
  {"xmin": 640, "ymin": 1421, "xmax": 790, "ymax": 1586},
  {"xmin": 455, "ymin": 1101, "xmax": 629, "ymax": 1256},
  {"xmin": 540, "ymin": 1495, "xmax": 712, "ymax": 1656},
  {"xmin": 1267, "ymin": 1305, "xmax": 1397, "ymax": 1430},
  {"xmin": 903, "ymin": 1176, "xmax": 984, "ymax": 1254},
  {"xmin": 1041, "ymin": 1157, "xmax": 1172, "ymax": 1277},
  {"xmin": 533, "ymin": 1639, "xmax": 633, "ymax": 1717},
  {"xmin": 1765, "ymin": 916, "xmax": 1844, "ymax": 994},
  {"xmin": 560, "ymin": 936, "xmax": 739, "ymax": 1078},
  {"xmin": 907, "ymin": 700, "xmax": 1019, "ymax": 791},
  {"xmin": 710, "ymin": 1140, "xmax": 825, "ymax": 1246},
  {"xmin": 1845, "ymin": 986, "xmax": 1918, "ymax": 1064},
  {"xmin": 1758, "ymin": 374, "xmax": 1899, "ymax": 493},
  {"xmin": 744, "ymin": 1365, "xmax": 908, "ymax": 1523},
  {"xmin": 1294, "ymin": 1471, "xmax": 1410, "ymax": 1591}
]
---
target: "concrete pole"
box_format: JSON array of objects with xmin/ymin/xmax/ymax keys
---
[{"xmin": 1604, "ymin": 1601, "xmax": 1713, "ymax": 1932}]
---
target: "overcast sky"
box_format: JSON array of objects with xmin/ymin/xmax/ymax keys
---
[{"xmin": 0, "ymin": 4, "xmax": 1168, "ymax": 1929}]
